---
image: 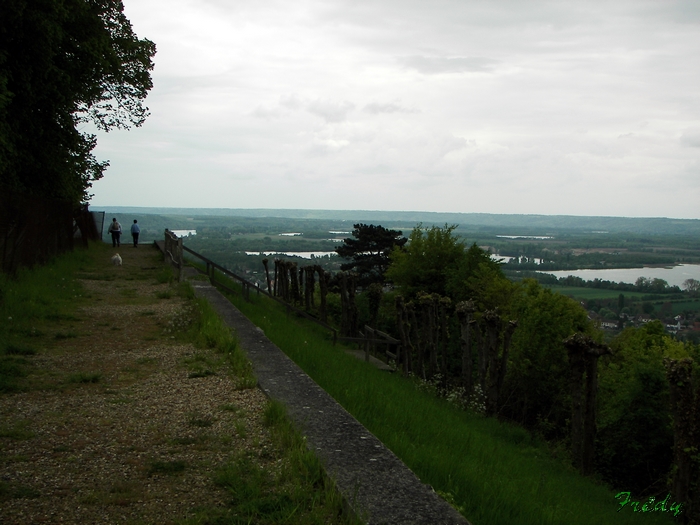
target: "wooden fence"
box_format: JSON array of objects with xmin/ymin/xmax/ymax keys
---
[
  {"xmin": 163, "ymin": 229, "xmax": 184, "ymax": 282},
  {"xmin": 171, "ymin": 235, "xmax": 339, "ymax": 343},
  {"xmin": 338, "ymin": 325, "xmax": 402, "ymax": 367}
]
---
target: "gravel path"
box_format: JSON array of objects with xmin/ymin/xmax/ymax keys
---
[{"xmin": 0, "ymin": 245, "xmax": 271, "ymax": 524}]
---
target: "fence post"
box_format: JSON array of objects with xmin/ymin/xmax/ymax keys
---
[
  {"xmin": 177, "ymin": 236, "xmax": 183, "ymax": 282},
  {"xmin": 364, "ymin": 329, "xmax": 371, "ymax": 362},
  {"xmin": 164, "ymin": 229, "xmax": 183, "ymax": 282}
]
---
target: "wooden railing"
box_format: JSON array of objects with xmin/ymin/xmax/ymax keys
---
[
  {"xmin": 163, "ymin": 229, "xmax": 183, "ymax": 282},
  {"xmin": 179, "ymin": 242, "xmax": 338, "ymax": 344},
  {"xmin": 165, "ymin": 233, "xmax": 406, "ymax": 359},
  {"xmin": 338, "ymin": 325, "xmax": 401, "ymax": 366}
]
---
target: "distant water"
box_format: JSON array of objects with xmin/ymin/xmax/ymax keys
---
[
  {"xmin": 245, "ymin": 251, "xmax": 336, "ymax": 259},
  {"xmin": 171, "ymin": 229, "xmax": 196, "ymax": 237},
  {"xmin": 541, "ymin": 264, "xmax": 700, "ymax": 288}
]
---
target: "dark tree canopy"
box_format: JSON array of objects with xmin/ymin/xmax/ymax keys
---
[
  {"xmin": 0, "ymin": 0, "xmax": 156, "ymax": 205},
  {"xmin": 335, "ymin": 223, "xmax": 407, "ymax": 287}
]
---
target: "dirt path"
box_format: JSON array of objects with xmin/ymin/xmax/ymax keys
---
[{"xmin": 0, "ymin": 244, "xmax": 272, "ymax": 524}]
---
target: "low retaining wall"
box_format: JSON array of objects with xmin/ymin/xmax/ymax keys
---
[{"xmin": 189, "ymin": 278, "xmax": 470, "ymax": 525}]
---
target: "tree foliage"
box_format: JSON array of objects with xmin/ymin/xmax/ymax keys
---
[
  {"xmin": 683, "ymin": 278, "xmax": 700, "ymax": 293},
  {"xmin": 0, "ymin": 0, "xmax": 156, "ymax": 205},
  {"xmin": 335, "ymin": 223, "xmax": 407, "ymax": 288},
  {"xmin": 596, "ymin": 321, "xmax": 692, "ymax": 493},
  {"xmin": 501, "ymin": 279, "xmax": 594, "ymax": 435}
]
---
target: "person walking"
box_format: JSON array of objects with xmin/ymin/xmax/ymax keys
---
[
  {"xmin": 108, "ymin": 218, "xmax": 122, "ymax": 247},
  {"xmin": 131, "ymin": 220, "xmax": 140, "ymax": 247}
]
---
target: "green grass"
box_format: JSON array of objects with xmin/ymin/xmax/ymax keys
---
[
  {"xmin": 0, "ymin": 245, "xmax": 93, "ymax": 391},
  {"xmin": 0, "ymin": 420, "xmax": 34, "ymax": 440},
  {"xmin": 179, "ymin": 293, "xmax": 257, "ymax": 389},
  {"xmin": 147, "ymin": 459, "xmax": 187, "ymax": 476},
  {"xmin": 67, "ymin": 372, "xmax": 101, "ymax": 384},
  {"xmin": 669, "ymin": 299, "xmax": 700, "ymax": 315},
  {"xmin": 202, "ymin": 399, "xmax": 362, "ymax": 525},
  {"xmin": 218, "ymin": 275, "xmax": 677, "ymax": 525},
  {"xmin": 545, "ymin": 286, "xmax": 648, "ymax": 300},
  {"xmin": 0, "ymin": 481, "xmax": 41, "ymax": 500}
]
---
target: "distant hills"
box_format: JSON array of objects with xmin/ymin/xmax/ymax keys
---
[{"xmin": 94, "ymin": 207, "xmax": 700, "ymax": 236}]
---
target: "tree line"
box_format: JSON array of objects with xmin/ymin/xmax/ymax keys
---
[{"xmin": 0, "ymin": 0, "xmax": 155, "ymax": 270}]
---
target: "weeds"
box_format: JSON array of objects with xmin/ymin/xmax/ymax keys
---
[
  {"xmin": 67, "ymin": 372, "xmax": 101, "ymax": 384},
  {"xmin": 207, "ymin": 399, "xmax": 361, "ymax": 525},
  {"xmin": 0, "ymin": 481, "xmax": 40, "ymax": 500},
  {"xmin": 0, "ymin": 420, "xmax": 34, "ymax": 440},
  {"xmin": 188, "ymin": 416, "xmax": 215, "ymax": 428},
  {"xmin": 4, "ymin": 344, "xmax": 37, "ymax": 356},
  {"xmin": 54, "ymin": 331, "xmax": 78, "ymax": 340},
  {"xmin": 147, "ymin": 459, "xmax": 187, "ymax": 476},
  {"xmin": 177, "ymin": 293, "xmax": 256, "ymax": 389},
  {"xmin": 155, "ymin": 267, "xmax": 174, "ymax": 284}
]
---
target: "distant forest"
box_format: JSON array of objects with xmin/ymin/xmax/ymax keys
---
[{"xmin": 100, "ymin": 206, "xmax": 700, "ymax": 235}]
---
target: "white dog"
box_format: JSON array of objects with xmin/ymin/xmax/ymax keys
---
[{"xmin": 111, "ymin": 253, "xmax": 122, "ymax": 266}]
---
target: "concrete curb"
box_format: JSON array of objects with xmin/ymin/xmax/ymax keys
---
[{"xmin": 189, "ymin": 279, "xmax": 470, "ymax": 525}]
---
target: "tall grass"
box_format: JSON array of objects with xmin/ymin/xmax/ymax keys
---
[
  {"xmin": 218, "ymin": 277, "xmax": 677, "ymax": 525},
  {"xmin": 181, "ymin": 289, "xmax": 257, "ymax": 389},
  {"xmin": 0, "ymin": 245, "xmax": 92, "ymax": 392}
]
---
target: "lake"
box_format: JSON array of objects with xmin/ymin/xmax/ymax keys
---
[
  {"xmin": 540, "ymin": 265, "xmax": 700, "ymax": 288},
  {"xmin": 245, "ymin": 251, "xmax": 337, "ymax": 259}
]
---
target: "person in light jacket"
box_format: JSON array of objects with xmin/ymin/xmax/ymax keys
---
[
  {"xmin": 108, "ymin": 218, "xmax": 122, "ymax": 247},
  {"xmin": 131, "ymin": 219, "xmax": 140, "ymax": 247}
]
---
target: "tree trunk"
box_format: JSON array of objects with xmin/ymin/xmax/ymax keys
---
[
  {"xmin": 582, "ymin": 351, "xmax": 599, "ymax": 476},
  {"xmin": 475, "ymin": 324, "xmax": 487, "ymax": 393},
  {"xmin": 564, "ymin": 333, "xmax": 611, "ymax": 476},
  {"xmin": 565, "ymin": 336, "xmax": 586, "ymax": 474},
  {"xmin": 498, "ymin": 320, "xmax": 518, "ymax": 400},
  {"xmin": 368, "ymin": 283, "xmax": 383, "ymax": 329},
  {"xmin": 456, "ymin": 301, "xmax": 475, "ymax": 395},
  {"xmin": 409, "ymin": 305, "xmax": 425, "ymax": 379},
  {"xmin": 664, "ymin": 357, "xmax": 697, "ymax": 520},
  {"xmin": 395, "ymin": 296, "xmax": 414, "ymax": 375},
  {"xmin": 347, "ymin": 273, "xmax": 358, "ymax": 336},
  {"xmin": 439, "ymin": 297, "xmax": 451, "ymax": 380},
  {"xmin": 290, "ymin": 262, "xmax": 300, "ymax": 305},
  {"xmin": 483, "ymin": 309, "xmax": 503, "ymax": 416},
  {"xmin": 315, "ymin": 266, "xmax": 328, "ymax": 323},
  {"xmin": 262, "ymin": 258, "xmax": 272, "ymax": 294}
]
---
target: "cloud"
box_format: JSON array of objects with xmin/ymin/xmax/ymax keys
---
[
  {"xmin": 251, "ymin": 105, "xmax": 282, "ymax": 119},
  {"xmin": 400, "ymin": 55, "xmax": 500, "ymax": 74},
  {"xmin": 280, "ymin": 94, "xmax": 304, "ymax": 111},
  {"xmin": 306, "ymin": 99, "xmax": 355, "ymax": 123},
  {"xmin": 253, "ymin": 95, "xmax": 356, "ymax": 122},
  {"xmin": 363, "ymin": 102, "xmax": 419, "ymax": 115},
  {"xmin": 680, "ymin": 128, "xmax": 700, "ymax": 148}
]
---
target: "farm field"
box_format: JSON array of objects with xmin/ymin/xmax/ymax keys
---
[{"xmin": 545, "ymin": 286, "xmax": 648, "ymax": 300}]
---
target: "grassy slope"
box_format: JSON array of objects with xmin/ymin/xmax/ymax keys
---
[{"xmin": 221, "ymin": 283, "xmax": 678, "ymax": 525}]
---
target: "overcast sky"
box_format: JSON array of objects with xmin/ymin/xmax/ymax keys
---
[{"xmin": 88, "ymin": 0, "xmax": 700, "ymax": 219}]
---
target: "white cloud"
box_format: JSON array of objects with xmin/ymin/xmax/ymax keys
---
[
  {"xmin": 400, "ymin": 56, "xmax": 501, "ymax": 74},
  {"xmin": 680, "ymin": 128, "xmax": 700, "ymax": 148},
  {"xmin": 88, "ymin": 0, "xmax": 700, "ymax": 219},
  {"xmin": 363, "ymin": 102, "xmax": 419, "ymax": 115},
  {"xmin": 306, "ymin": 99, "xmax": 356, "ymax": 123}
]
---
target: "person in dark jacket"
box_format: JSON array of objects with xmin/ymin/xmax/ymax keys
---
[
  {"xmin": 108, "ymin": 218, "xmax": 122, "ymax": 247},
  {"xmin": 130, "ymin": 219, "xmax": 140, "ymax": 247}
]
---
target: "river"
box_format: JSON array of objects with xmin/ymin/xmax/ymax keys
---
[{"xmin": 539, "ymin": 265, "xmax": 700, "ymax": 288}]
